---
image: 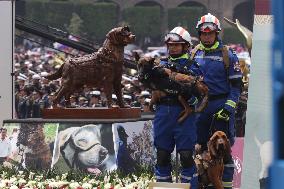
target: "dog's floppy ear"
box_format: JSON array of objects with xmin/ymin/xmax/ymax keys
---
[
  {"xmin": 208, "ymin": 140, "xmax": 217, "ymax": 157},
  {"xmin": 208, "ymin": 133, "xmax": 218, "ymax": 157},
  {"xmin": 122, "ymin": 25, "xmax": 130, "ymax": 32},
  {"xmin": 51, "ymin": 127, "xmax": 79, "ymax": 168},
  {"xmin": 225, "ymin": 137, "xmax": 231, "ymax": 154},
  {"xmin": 71, "ymin": 124, "xmax": 101, "ymax": 151},
  {"xmin": 106, "ymin": 28, "xmax": 119, "ymax": 44}
]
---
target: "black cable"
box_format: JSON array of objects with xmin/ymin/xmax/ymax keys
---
[{"xmin": 15, "ymin": 34, "xmax": 78, "ymax": 56}]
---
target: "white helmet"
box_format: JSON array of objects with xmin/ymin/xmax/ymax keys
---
[
  {"xmin": 165, "ymin": 26, "xmax": 192, "ymax": 45},
  {"xmin": 196, "ymin": 13, "xmax": 221, "ymax": 32}
]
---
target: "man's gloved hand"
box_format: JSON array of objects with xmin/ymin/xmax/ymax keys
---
[
  {"xmin": 215, "ymin": 99, "xmax": 237, "ymax": 121},
  {"xmin": 215, "ymin": 108, "xmax": 231, "ymax": 121}
]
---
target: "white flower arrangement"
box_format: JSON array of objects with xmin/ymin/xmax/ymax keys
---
[{"xmin": 0, "ymin": 169, "xmax": 155, "ymax": 189}]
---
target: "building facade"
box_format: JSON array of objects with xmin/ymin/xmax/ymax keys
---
[{"xmin": 92, "ymin": 0, "xmax": 254, "ymax": 30}]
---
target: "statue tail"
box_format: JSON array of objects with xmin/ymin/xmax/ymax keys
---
[{"xmin": 45, "ymin": 64, "xmax": 64, "ymax": 80}]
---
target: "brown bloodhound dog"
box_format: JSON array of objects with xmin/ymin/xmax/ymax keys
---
[
  {"xmin": 136, "ymin": 55, "xmax": 208, "ymax": 122},
  {"xmin": 46, "ymin": 26, "xmax": 135, "ymax": 108},
  {"xmin": 195, "ymin": 131, "xmax": 231, "ymax": 189}
]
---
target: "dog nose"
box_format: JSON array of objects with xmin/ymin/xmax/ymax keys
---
[{"xmin": 217, "ymin": 138, "xmax": 224, "ymax": 144}]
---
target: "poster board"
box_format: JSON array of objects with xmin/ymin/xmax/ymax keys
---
[{"xmin": 0, "ymin": 0, "xmax": 14, "ymax": 123}]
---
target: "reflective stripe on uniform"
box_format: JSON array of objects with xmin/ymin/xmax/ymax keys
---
[
  {"xmin": 156, "ymin": 175, "xmax": 172, "ymax": 180},
  {"xmin": 225, "ymin": 100, "xmax": 237, "ymax": 108},
  {"xmin": 229, "ymin": 74, "xmax": 242, "ymax": 79},
  {"xmin": 223, "ymin": 181, "xmax": 233, "ymax": 187},
  {"xmin": 194, "ymin": 55, "xmax": 223, "ymax": 62},
  {"xmin": 193, "ymin": 173, "xmax": 199, "ymax": 178},
  {"xmin": 180, "ymin": 173, "xmax": 198, "ymax": 181},
  {"xmin": 224, "ymin": 163, "xmax": 235, "ymax": 168},
  {"xmin": 180, "ymin": 175, "xmax": 192, "ymax": 181}
]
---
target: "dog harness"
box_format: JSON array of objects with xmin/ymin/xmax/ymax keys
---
[{"xmin": 61, "ymin": 136, "xmax": 101, "ymax": 168}]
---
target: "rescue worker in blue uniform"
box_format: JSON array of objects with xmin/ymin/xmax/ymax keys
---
[
  {"xmin": 154, "ymin": 26, "xmax": 202, "ymax": 188},
  {"xmin": 192, "ymin": 13, "xmax": 242, "ymax": 189}
]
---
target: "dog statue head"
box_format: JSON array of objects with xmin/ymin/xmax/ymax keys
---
[
  {"xmin": 208, "ymin": 131, "xmax": 231, "ymax": 159},
  {"xmin": 106, "ymin": 26, "xmax": 135, "ymax": 46}
]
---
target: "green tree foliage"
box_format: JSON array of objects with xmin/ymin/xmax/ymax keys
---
[
  {"xmin": 25, "ymin": 0, "xmax": 75, "ymax": 31},
  {"xmin": 67, "ymin": 12, "xmax": 84, "ymax": 36},
  {"xmin": 77, "ymin": 2, "xmax": 118, "ymax": 42},
  {"xmin": 122, "ymin": 6, "xmax": 161, "ymax": 45},
  {"xmin": 24, "ymin": 1, "xmax": 118, "ymax": 43},
  {"xmin": 168, "ymin": 7, "xmax": 204, "ymax": 37},
  {"xmin": 25, "ymin": 0, "xmax": 49, "ymax": 24}
]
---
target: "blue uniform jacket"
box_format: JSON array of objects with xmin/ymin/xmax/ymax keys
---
[
  {"xmin": 193, "ymin": 42, "xmax": 242, "ymax": 112},
  {"xmin": 160, "ymin": 53, "xmax": 202, "ymax": 77}
]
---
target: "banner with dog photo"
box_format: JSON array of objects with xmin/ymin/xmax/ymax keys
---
[
  {"xmin": 52, "ymin": 123, "xmax": 116, "ymax": 174},
  {"xmin": 1, "ymin": 123, "xmax": 57, "ymax": 170},
  {"xmin": 112, "ymin": 120, "xmax": 155, "ymax": 174}
]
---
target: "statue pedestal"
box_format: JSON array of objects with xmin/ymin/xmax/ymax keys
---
[{"xmin": 42, "ymin": 107, "xmax": 141, "ymax": 119}]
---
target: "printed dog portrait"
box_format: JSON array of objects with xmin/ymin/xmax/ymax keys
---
[{"xmin": 52, "ymin": 124, "xmax": 116, "ymax": 174}]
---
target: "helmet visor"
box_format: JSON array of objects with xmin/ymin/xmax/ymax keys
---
[
  {"xmin": 199, "ymin": 23, "xmax": 217, "ymax": 32},
  {"xmin": 165, "ymin": 33, "xmax": 185, "ymax": 43}
]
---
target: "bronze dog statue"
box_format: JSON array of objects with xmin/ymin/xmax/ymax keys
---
[
  {"xmin": 136, "ymin": 55, "xmax": 208, "ymax": 122},
  {"xmin": 195, "ymin": 131, "xmax": 231, "ymax": 189},
  {"xmin": 46, "ymin": 26, "xmax": 135, "ymax": 108}
]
